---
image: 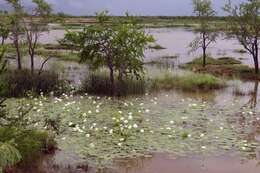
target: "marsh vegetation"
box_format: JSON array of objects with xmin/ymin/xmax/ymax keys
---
[{"xmin": 1, "ymin": 0, "xmax": 260, "ymax": 173}]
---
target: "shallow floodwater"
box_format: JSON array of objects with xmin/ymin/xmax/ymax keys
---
[
  {"xmin": 6, "ymin": 27, "xmax": 260, "ymax": 173},
  {"xmin": 33, "ymin": 27, "xmax": 253, "ymax": 66}
]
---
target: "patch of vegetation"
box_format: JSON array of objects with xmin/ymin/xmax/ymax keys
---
[
  {"xmin": 36, "ymin": 49, "xmax": 80, "ymax": 61},
  {"xmin": 151, "ymin": 71, "xmax": 225, "ymax": 91},
  {"xmin": 182, "ymin": 57, "xmax": 260, "ymax": 81},
  {"xmin": 185, "ymin": 56, "xmax": 241, "ymax": 66},
  {"xmin": 0, "ymin": 70, "xmax": 69, "ymax": 97},
  {"xmin": 160, "ymin": 55, "xmax": 179, "ymax": 59},
  {"xmin": 81, "ymin": 71, "xmax": 147, "ymax": 96},
  {"xmin": 148, "ymin": 44, "xmax": 166, "ymax": 50},
  {"xmin": 234, "ymin": 49, "xmax": 247, "ymax": 54}
]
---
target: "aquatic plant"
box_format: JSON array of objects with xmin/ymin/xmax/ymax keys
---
[{"xmin": 6, "ymin": 93, "xmax": 259, "ymax": 169}]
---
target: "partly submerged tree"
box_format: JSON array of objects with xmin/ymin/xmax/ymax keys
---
[
  {"xmin": 23, "ymin": 0, "xmax": 52, "ymax": 74},
  {"xmin": 64, "ymin": 12, "xmax": 154, "ymax": 95},
  {"xmin": 189, "ymin": 0, "xmax": 217, "ymax": 67},
  {"xmin": 224, "ymin": 0, "xmax": 260, "ymax": 74}
]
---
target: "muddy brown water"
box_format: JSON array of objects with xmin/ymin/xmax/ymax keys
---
[{"xmin": 16, "ymin": 152, "xmax": 260, "ymax": 173}]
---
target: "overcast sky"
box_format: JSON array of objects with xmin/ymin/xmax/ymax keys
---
[{"xmin": 0, "ymin": 0, "xmax": 246, "ymax": 16}]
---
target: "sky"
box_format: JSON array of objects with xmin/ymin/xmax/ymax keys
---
[{"xmin": 0, "ymin": 0, "xmax": 246, "ymax": 16}]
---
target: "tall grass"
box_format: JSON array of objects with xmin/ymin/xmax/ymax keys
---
[
  {"xmin": 1, "ymin": 70, "xmax": 69, "ymax": 97},
  {"xmin": 151, "ymin": 71, "xmax": 226, "ymax": 91},
  {"xmin": 81, "ymin": 70, "xmax": 226, "ymax": 95},
  {"xmin": 81, "ymin": 71, "xmax": 147, "ymax": 96}
]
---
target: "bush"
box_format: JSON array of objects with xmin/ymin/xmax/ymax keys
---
[
  {"xmin": 81, "ymin": 72, "xmax": 147, "ymax": 96},
  {"xmin": 1, "ymin": 70, "xmax": 69, "ymax": 97}
]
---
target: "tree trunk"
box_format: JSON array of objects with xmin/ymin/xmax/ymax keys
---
[
  {"xmin": 202, "ymin": 32, "xmax": 206, "ymax": 67},
  {"xmin": 30, "ymin": 53, "xmax": 34, "ymax": 74},
  {"xmin": 254, "ymin": 40, "xmax": 259, "ymax": 74},
  {"xmin": 1, "ymin": 38, "xmax": 4, "ymax": 45},
  {"xmin": 203, "ymin": 46, "xmax": 206, "ymax": 67},
  {"xmin": 108, "ymin": 64, "xmax": 115, "ymax": 96},
  {"xmin": 14, "ymin": 39, "xmax": 22, "ymax": 70}
]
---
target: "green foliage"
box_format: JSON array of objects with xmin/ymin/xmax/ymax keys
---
[
  {"xmin": 0, "ymin": 142, "xmax": 21, "ymax": 172},
  {"xmin": 61, "ymin": 12, "xmax": 154, "ymax": 95}
]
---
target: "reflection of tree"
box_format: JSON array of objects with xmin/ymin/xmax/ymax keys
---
[{"xmin": 247, "ymin": 81, "xmax": 259, "ymax": 108}]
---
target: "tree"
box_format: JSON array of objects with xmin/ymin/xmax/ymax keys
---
[
  {"xmin": 0, "ymin": 23, "xmax": 9, "ymax": 46},
  {"xmin": 224, "ymin": 0, "xmax": 260, "ymax": 74},
  {"xmin": 189, "ymin": 0, "xmax": 217, "ymax": 67},
  {"xmin": 23, "ymin": 0, "xmax": 52, "ymax": 74},
  {"xmin": 6, "ymin": 0, "xmax": 23, "ymax": 70},
  {"xmin": 65, "ymin": 12, "xmax": 153, "ymax": 95}
]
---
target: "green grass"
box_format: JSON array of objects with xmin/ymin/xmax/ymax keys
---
[
  {"xmin": 151, "ymin": 71, "xmax": 226, "ymax": 91},
  {"xmin": 36, "ymin": 48, "xmax": 80, "ymax": 61}
]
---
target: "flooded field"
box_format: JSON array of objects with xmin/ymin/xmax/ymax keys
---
[
  {"xmin": 5, "ymin": 27, "xmax": 260, "ymax": 173},
  {"xmin": 33, "ymin": 27, "xmax": 253, "ymax": 66}
]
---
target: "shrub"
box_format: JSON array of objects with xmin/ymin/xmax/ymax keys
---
[{"xmin": 1, "ymin": 70, "xmax": 69, "ymax": 97}]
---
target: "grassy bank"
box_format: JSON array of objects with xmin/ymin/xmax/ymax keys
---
[{"xmin": 181, "ymin": 57, "xmax": 260, "ymax": 81}]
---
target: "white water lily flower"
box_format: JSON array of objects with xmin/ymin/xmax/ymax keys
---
[
  {"xmin": 93, "ymin": 101, "xmax": 96, "ymax": 104},
  {"xmin": 128, "ymin": 125, "xmax": 132, "ymax": 129},
  {"xmin": 68, "ymin": 122, "xmax": 73, "ymax": 126},
  {"xmin": 220, "ymin": 127, "xmax": 224, "ymax": 130},
  {"xmin": 96, "ymin": 109, "xmax": 100, "ymax": 113},
  {"xmin": 88, "ymin": 110, "xmax": 92, "ymax": 114},
  {"xmin": 133, "ymin": 124, "xmax": 138, "ymax": 128},
  {"xmin": 201, "ymin": 146, "xmax": 206, "ymax": 149},
  {"xmin": 128, "ymin": 115, "xmax": 133, "ymax": 120},
  {"xmin": 119, "ymin": 138, "xmax": 124, "ymax": 141},
  {"xmin": 109, "ymin": 129, "xmax": 113, "ymax": 134},
  {"xmin": 83, "ymin": 113, "xmax": 87, "ymax": 117},
  {"xmin": 145, "ymin": 109, "xmax": 150, "ymax": 113},
  {"xmin": 118, "ymin": 143, "xmax": 122, "ymax": 146},
  {"xmin": 140, "ymin": 129, "xmax": 144, "ymax": 133},
  {"xmin": 200, "ymin": 133, "xmax": 205, "ymax": 137},
  {"xmin": 62, "ymin": 137, "xmax": 66, "ymax": 140},
  {"xmin": 86, "ymin": 134, "xmax": 90, "ymax": 138},
  {"xmin": 124, "ymin": 120, "xmax": 128, "ymax": 124},
  {"xmin": 89, "ymin": 143, "xmax": 95, "ymax": 148},
  {"xmin": 170, "ymin": 121, "xmax": 174, "ymax": 124},
  {"xmin": 188, "ymin": 134, "xmax": 192, "ymax": 138},
  {"xmin": 118, "ymin": 111, "xmax": 123, "ymax": 114}
]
